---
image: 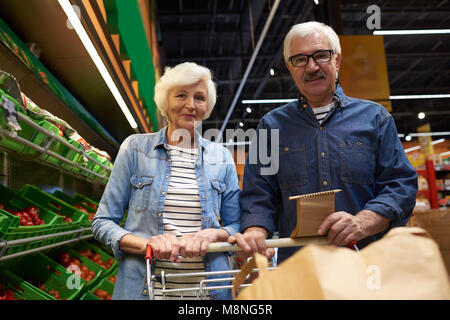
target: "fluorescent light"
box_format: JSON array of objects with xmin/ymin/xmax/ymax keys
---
[
  {"xmin": 58, "ymin": 0, "xmax": 138, "ymax": 129},
  {"xmin": 313, "ymin": 0, "xmax": 319, "ymax": 4},
  {"xmin": 441, "ymin": 151, "xmax": 450, "ymax": 157},
  {"xmin": 418, "ymin": 112, "xmax": 425, "ymax": 119},
  {"xmin": 390, "ymin": 94, "xmax": 450, "ymax": 100},
  {"xmin": 432, "ymin": 138, "xmax": 445, "ymax": 145},
  {"xmin": 405, "ymin": 145, "xmax": 420, "ymax": 153},
  {"xmin": 409, "ymin": 132, "xmax": 450, "ymax": 137},
  {"xmin": 374, "ymin": 29, "xmax": 450, "ymax": 35},
  {"xmin": 405, "ymin": 139, "xmax": 445, "ymax": 153},
  {"xmin": 242, "ymin": 99, "xmax": 296, "ymax": 104}
]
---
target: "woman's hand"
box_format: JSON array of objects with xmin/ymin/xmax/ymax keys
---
[
  {"xmin": 179, "ymin": 228, "xmax": 229, "ymax": 258},
  {"xmin": 148, "ymin": 234, "xmax": 181, "ymax": 263}
]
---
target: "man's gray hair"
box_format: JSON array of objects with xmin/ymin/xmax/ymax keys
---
[
  {"xmin": 283, "ymin": 21, "xmax": 341, "ymax": 64},
  {"xmin": 154, "ymin": 62, "xmax": 217, "ymax": 120}
]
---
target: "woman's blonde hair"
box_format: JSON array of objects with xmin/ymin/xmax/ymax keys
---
[{"xmin": 154, "ymin": 62, "xmax": 217, "ymax": 120}]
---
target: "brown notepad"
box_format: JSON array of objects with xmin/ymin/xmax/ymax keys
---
[{"xmin": 288, "ymin": 189, "xmax": 341, "ymax": 237}]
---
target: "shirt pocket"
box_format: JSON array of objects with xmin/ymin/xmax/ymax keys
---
[
  {"xmin": 210, "ymin": 179, "xmax": 226, "ymax": 218},
  {"xmin": 278, "ymin": 143, "xmax": 307, "ymax": 188},
  {"xmin": 129, "ymin": 175, "xmax": 154, "ymax": 212},
  {"xmin": 339, "ymin": 137, "xmax": 375, "ymax": 185}
]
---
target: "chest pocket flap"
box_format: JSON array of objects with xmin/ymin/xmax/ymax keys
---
[
  {"xmin": 130, "ymin": 175, "xmax": 154, "ymax": 188},
  {"xmin": 210, "ymin": 179, "xmax": 226, "ymax": 193}
]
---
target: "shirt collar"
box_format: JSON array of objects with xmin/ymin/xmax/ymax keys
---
[
  {"xmin": 297, "ymin": 84, "xmax": 345, "ymax": 109},
  {"xmin": 153, "ymin": 126, "xmax": 208, "ymax": 151}
]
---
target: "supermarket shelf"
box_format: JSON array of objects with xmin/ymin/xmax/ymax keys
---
[
  {"xmin": 0, "ymin": 112, "xmax": 111, "ymax": 184},
  {"xmin": 0, "ymin": 227, "xmax": 93, "ymax": 262}
]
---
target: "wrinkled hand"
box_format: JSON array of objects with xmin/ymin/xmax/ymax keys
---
[
  {"xmin": 228, "ymin": 227, "xmax": 275, "ymax": 259},
  {"xmin": 317, "ymin": 211, "xmax": 367, "ymax": 246},
  {"xmin": 148, "ymin": 234, "xmax": 180, "ymax": 262},
  {"xmin": 179, "ymin": 229, "xmax": 219, "ymax": 258}
]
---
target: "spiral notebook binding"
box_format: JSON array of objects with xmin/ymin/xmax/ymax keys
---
[{"xmin": 288, "ymin": 189, "xmax": 342, "ymax": 201}]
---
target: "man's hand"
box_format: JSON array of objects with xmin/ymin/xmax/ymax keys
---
[
  {"xmin": 228, "ymin": 227, "xmax": 275, "ymax": 259},
  {"xmin": 317, "ymin": 210, "xmax": 390, "ymax": 246}
]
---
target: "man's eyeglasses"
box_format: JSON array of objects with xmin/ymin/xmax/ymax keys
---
[{"xmin": 289, "ymin": 49, "xmax": 334, "ymax": 68}]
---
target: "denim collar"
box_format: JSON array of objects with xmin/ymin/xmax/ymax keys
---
[
  {"xmin": 297, "ymin": 84, "xmax": 345, "ymax": 109},
  {"xmin": 153, "ymin": 126, "xmax": 207, "ymax": 155}
]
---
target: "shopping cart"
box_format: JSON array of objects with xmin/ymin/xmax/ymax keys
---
[{"xmin": 144, "ymin": 236, "xmax": 359, "ymax": 300}]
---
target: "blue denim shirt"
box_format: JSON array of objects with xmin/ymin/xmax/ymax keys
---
[
  {"xmin": 92, "ymin": 126, "xmax": 241, "ymax": 300},
  {"xmin": 239, "ymin": 85, "xmax": 418, "ymax": 263}
]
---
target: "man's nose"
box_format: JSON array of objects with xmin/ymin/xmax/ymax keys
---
[{"xmin": 305, "ymin": 57, "xmax": 320, "ymax": 71}]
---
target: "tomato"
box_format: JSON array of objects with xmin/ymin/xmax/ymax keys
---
[
  {"xmin": 94, "ymin": 289, "xmax": 108, "ymax": 299},
  {"xmin": 59, "ymin": 252, "xmax": 71, "ymax": 267},
  {"xmin": 48, "ymin": 289, "xmax": 60, "ymax": 299}
]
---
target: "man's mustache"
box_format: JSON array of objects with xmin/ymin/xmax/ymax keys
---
[{"xmin": 303, "ymin": 71, "xmax": 326, "ymax": 81}]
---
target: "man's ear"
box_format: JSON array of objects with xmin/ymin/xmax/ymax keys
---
[{"xmin": 335, "ymin": 52, "xmax": 342, "ymax": 73}]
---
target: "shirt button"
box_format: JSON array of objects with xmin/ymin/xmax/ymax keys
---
[
  {"xmin": 323, "ymin": 180, "xmax": 328, "ymax": 186},
  {"xmin": 138, "ymin": 182, "xmax": 142, "ymax": 187},
  {"xmin": 162, "ymin": 191, "xmax": 166, "ymax": 195},
  {"xmin": 321, "ymin": 152, "xmax": 325, "ymax": 157},
  {"xmin": 158, "ymin": 212, "xmax": 162, "ymax": 217}
]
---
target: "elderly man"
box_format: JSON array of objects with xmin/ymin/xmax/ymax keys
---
[{"xmin": 233, "ymin": 21, "xmax": 418, "ymax": 263}]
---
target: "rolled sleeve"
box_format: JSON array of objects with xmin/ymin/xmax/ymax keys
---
[
  {"xmin": 91, "ymin": 135, "xmax": 135, "ymax": 259},
  {"xmin": 219, "ymin": 148, "xmax": 241, "ymax": 236},
  {"xmin": 239, "ymin": 120, "xmax": 280, "ymax": 238},
  {"xmin": 364, "ymin": 113, "xmax": 418, "ymax": 227}
]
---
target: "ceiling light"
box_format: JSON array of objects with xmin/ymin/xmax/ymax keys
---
[
  {"xmin": 390, "ymin": 94, "xmax": 450, "ymax": 100},
  {"xmin": 409, "ymin": 132, "xmax": 450, "ymax": 137},
  {"xmin": 374, "ymin": 29, "xmax": 450, "ymax": 35},
  {"xmin": 242, "ymin": 99, "xmax": 296, "ymax": 104},
  {"xmin": 418, "ymin": 112, "xmax": 426, "ymax": 119},
  {"xmin": 440, "ymin": 151, "xmax": 450, "ymax": 157},
  {"xmin": 58, "ymin": 0, "xmax": 138, "ymax": 129},
  {"xmin": 405, "ymin": 145, "xmax": 420, "ymax": 153},
  {"xmin": 270, "ymin": 68, "xmax": 275, "ymax": 76},
  {"xmin": 405, "ymin": 135, "xmax": 412, "ymax": 141},
  {"xmin": 239, "ymin": 122, "xmax": 244, "ymax": 127},
  {"xmin": 313, "ymin": 0, "xmax": 319, "ymax": 5},
  {"xmin": 431, "ymin": 138, "xmax": 445, "ymax": 145},
  {"xmin": 246, "ymin": 107, "xmax": 252, "ymax": 113}
]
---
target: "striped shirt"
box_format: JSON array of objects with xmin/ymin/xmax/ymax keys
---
[
  {"xmin": 312, "ymin": 101, "xmax": 335, "ymax": 124},
  {"xmin": 154, "ymin": 145, "xmax": 209, "ymax": 300}
]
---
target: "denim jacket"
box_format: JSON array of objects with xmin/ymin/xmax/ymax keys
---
[
  {"xmin": 92, "ymin": 126, "xmax": 241, "ymax": 300},
  {"xmin": 239, "ymin": 85, "xmax": 418, "ymax": 263}
]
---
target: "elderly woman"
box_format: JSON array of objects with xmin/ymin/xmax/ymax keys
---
[{"xmin": 92, "ymin": 62, "xmax": 240, "ymax": 300}]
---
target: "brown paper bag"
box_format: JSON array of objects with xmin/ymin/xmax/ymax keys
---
[{"xmin": 233, "ymin": 227, "xmax": 450, "ymax": 300}]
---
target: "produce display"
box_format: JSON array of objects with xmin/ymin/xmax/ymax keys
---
[
  {"xmin": 26, "ymin": 279, "xmax": 61, "ymax": 299},
  {"xmin": 0, "ymin": 282, "xmax": 16, "ymax": 300},
  {"xmin": 108, "ymin": 275, "xmax": 117, "ymax": 284},
  {"xmin": 0, "ymin": 202, "xmax": 45, "ymax": 226},
  {"xmin": 78, "ymin": 249, "xmax": 114, "ymax": 270},
  {"xmin": 57, "ymin": 252, "xmax": 96, "ymax": 282},
  {"xmin": 93, "ymin": 288, "xmax": 112, "ymax": 300}
]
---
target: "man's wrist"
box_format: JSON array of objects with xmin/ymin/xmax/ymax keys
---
[
  {"xmin": 356, "ymin": 209, "xmax": 390, "ymax": 236},
  {"xmin": 244, "ymin": 226, "xmax": 268, "ymax": 238}
]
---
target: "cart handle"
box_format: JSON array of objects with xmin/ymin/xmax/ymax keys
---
[{"xmin": 145, "ymin": 244, "xmax": 154, "ymax": 263}]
